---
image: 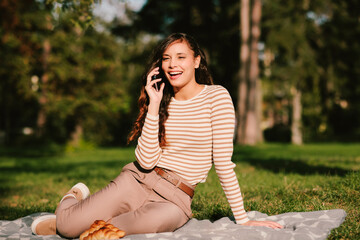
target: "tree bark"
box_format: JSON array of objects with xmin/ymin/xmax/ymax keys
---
[
  {"xmin": 256, "ymin": 78, "xmax": 263, "ymax": 142},
  {"xmin": 36, "ymin": 38, "xmax": 50, "ymax": 137},
  {"xmin": 291, "ymin": 87, "xmax": 303, "ymax": 145},
  {"xmin": 237, "ymin": 0, "xmax": 262, "ymax": 145},
  {"xmin": 245, "ymin": 0, "xmax": 262, "ymax": 144},
  {"xmin": 70, "ymin": 123, "xmax": 83, "ymax": 147},
  {"xmin": 237, "ymin": 0, "xmax": 250, "ymax": 144}
]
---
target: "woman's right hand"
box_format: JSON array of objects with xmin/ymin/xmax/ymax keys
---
[
  {"xmin": 241, "ymin": 220, "xmax": 283, "ymax": 229},
  {"xmin": 145, "ymin": 67, "xmax": 165, "ymax": 115}
]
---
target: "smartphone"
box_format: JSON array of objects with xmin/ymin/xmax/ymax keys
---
[
  {"xmin": 151, "ymin": 66, "xmax": 164, "ymax": 91},
  {"xmin": 151, "ymin": 74, "xmax": 160, "ymax": 91}
]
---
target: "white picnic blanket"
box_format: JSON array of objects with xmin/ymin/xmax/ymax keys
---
[{"xmin": 0, "ymin": 209, "xmax": 346, "ymax": 240}]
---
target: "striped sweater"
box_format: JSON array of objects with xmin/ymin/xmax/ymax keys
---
[{"xmin": 135, "ymin": 84, "xmax": 249, "ymax": 224}]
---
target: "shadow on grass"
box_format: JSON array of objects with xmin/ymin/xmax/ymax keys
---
[
  {"xmin": 234, "ymin": 157, "xmax": 350, "ymax": 176},
  {"xmin": 0, "ymin": 158, "xmax": 129, "ymax": 174},
  {"xmin": 0, "ymin": 145, "xmax": 133, "ymax": 176},
  {"xmin": 0, "ymin": 206, "xmax": 53, "ymax": 220},
  {"xmin": 231, "ymin": 144, "xmax": 360, "ymax": 177},
  {"xmin": 0, "ymin": 146, "xmax": 133, "ymax": 201},
  {"xmin": 0, "ymin": 144, "xmax": 65, "ymax": 158}
]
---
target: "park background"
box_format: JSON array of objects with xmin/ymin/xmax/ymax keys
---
[{"xmin": 0, "ymin": 0, "xmax": 359, "ymax": 239}]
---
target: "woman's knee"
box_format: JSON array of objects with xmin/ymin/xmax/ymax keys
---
[
  {"xmin": 159, "ymin": 204, "xmax": 189, "ymax": 232},
  {"xmin": 56, "ymin": 217, "xmax": 79, "ymax": 238},
  {"xmin": 56, "ymin": 209, "xmax": 84, "ymax": 238},
  {"xmin": 141, "ymin": 203, "xmax": 188, "ymax": 233},
  {"xmin": 112, "ymin": 202, "xmax": 188, "ymax": 235}
]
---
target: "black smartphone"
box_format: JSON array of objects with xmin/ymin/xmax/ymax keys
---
[
  {"xmin": 151, "ymin": 66, "xmax": 164, "ymax": 91},
  {"xmin": 151, "ymin": 74, "xmax": 160, "ymax": 91}
]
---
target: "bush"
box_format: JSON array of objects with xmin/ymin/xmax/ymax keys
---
[{"xmin": 263, "ymin": 124, "xmax": 291, "ymax": 143}]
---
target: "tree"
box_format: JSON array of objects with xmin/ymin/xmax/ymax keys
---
[
  {"xmin": 237, "ymin": 0, "xmax": 263, "ymax": 145},
  {"xmin": 261, "ymin": 0, "xmax": 360, "ymax": 143},
  {"xmin": 0, "ymin": 0, "xmax": 134, "ymax": 146},
  {"xmin": 261, "ymin": 0, "xmax": 319, "ymax": 144},
  {"xmin": 114, "ymin": 0, "xmax": 245, "ymax": 131},
  {"xmin": 0, "ymin": 0, "xmax": 49, "ymax": 145},
  {"xmin": 117, "ymin": 0, "xmax": 241, "ymax": 91},
  {"xmin": 35, "ymin": 0, "xmax": 100, "ymax": 139},
  {"xmin": 316, "ymin": 0, "xmax": 360, "ymax": 141},
  {"xmin": 42, "ymin": 13, "xmax": 133, "ymax": 145}
]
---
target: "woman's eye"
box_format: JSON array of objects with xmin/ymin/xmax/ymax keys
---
[{"xmin": 162, "ymin": 57, "xmax": 169, "ymax": 61}]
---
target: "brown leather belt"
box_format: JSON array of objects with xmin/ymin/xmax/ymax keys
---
[{"xmin": 154, "ymin": 167, "xmax": 194, "ymax": 198}]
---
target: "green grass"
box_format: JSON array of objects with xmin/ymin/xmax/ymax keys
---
[{"xmin": 1, "ymin": 143, "xmax": 359, "ymax": 239}]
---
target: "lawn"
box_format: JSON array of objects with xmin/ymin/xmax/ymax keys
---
[{"xmin": 0, "ymin": 143, "xmax": 359, "ymax": 239}]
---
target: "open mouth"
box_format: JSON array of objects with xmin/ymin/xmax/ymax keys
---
[{"xmin": 169, "ymin": 71, "xmax": 182, "ymax": 78}]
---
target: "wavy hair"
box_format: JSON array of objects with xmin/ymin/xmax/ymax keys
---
[{"xmin": 127, "ymin": 33, "xmax": 213, "ymax": 147}]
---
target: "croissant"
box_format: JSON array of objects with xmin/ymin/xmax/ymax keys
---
[{"xmin": 80, "ymin": 220, "xmax": 125, "ymax": 240}]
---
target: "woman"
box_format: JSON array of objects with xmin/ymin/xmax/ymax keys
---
[{"xmin": 32, "ymin": 33, "xmax": 282, "ymax": 238}]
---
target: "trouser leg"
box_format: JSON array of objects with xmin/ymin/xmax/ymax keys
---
[
  {"xmin": 56, "ymin": 169, "xmax": 147, "ymax": 238},
  {"xmin": 110, "ymin": 200, "xmax": 189, "ymax": 235},
  {"xmin": 107, "ymin": 162, "xmax": 191, "ymax": 235},
  {"xmin": 56, "ymin": 162, "xmax": 193, "ymax": 238}
]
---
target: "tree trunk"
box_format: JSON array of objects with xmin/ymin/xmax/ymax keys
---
[
  {"xmin": 291, "ymin": 87, "xmax": 303, "ymax": 145},
  {"xmin": 245, "ymin": 0, "xmax": 262, "ymax": 144},
  {"xmin": 237, "ymin": 0, "xmax": 262, "ymax": 145},
  {"xmin": 237, "ymin": 0, "xmax": 250, "ymax": 144},
  {"xmin": 70, "ymin": 123, "xmax": 83, "ymax": 147},
  {"xmin": 256, "ymin": 78, "xmax": 263, "ymax": 142},
  {"xmin": 36, "ymin": 38, "xmax": 50, "ymax": 137}
]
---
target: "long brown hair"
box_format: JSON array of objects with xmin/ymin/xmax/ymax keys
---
[{"xmin": 127, "ymin": 33, "xmax": 213, "ymax": 147}]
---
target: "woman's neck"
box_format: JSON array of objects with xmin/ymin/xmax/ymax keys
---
[{"xmin": 173, "ymin": 82, "xmax": 204, "ymax": 101}]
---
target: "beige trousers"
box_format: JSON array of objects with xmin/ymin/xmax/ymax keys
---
[{"xmin": 56, "ymin": 162, "xmax": 194, "ymax": 238}]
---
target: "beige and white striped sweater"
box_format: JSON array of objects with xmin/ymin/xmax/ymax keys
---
[{"xmin": 135, "ymin": 84, "xmax": 249, "ymax": 224}]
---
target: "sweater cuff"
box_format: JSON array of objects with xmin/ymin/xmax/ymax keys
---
[
  {"xmin": 236, "ymin": 215, "xmax": 250, "ymax": 224},
  {"xmin": 146, "ymin": 113, "xmax": 159, "ymax": 121}
]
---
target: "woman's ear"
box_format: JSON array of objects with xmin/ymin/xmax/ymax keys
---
[{"xmin": 194, "ymin": 55, "xmax": 201, "ymax": 69}]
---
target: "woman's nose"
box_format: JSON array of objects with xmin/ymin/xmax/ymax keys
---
[{"xmin": 169, "ymin": 59, "xmax": 177, "ymax": 68}]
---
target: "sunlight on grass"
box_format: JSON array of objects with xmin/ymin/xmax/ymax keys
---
[{"xmin": 0, "ymin": 143, "xmax": 359, "ymax": 239}]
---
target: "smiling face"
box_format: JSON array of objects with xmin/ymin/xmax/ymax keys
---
[{"xmin": 161, "ymin": 40, "xmax": 201, "ymax": 92}]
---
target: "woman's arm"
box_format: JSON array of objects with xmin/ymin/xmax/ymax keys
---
[
  {"xmin": 210, "ymin": 86, "xmax": 249, "ymax": 224},
  {"xmin": 135, "ymin": 113, "xmax": 162, "ymax": 169},
  {"xmin": 135, "ymin": 67, "xmax": 165, "ymax": 169},
  {"xmin": 211, "ymin": 86, "xmax": 283, "ymax": 229}
]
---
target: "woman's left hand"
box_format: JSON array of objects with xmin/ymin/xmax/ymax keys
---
[{"xmin": 241, "ymin": 220, "xmax": 284, "ymax": 229}]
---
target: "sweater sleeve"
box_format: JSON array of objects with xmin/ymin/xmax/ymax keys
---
[
  {"xmin": 135, "ymin": 113, "xmax": 162, "ymax": 169},
  {"xmin": 210, "ymin": 87, "xmax": 249, "ymax": 224}
]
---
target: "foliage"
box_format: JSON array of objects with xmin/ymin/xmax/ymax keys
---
[
  {"xmin": 0, "ymin": 144, "xmax": 359, "ymax": 239},
  {"xmin": 48, "ymin": 0, "xmax": 100, "ymax": 30},
  {"xmin": 43, "ymin": 14, "xmax": 131, "ymax": 144},
  {"xmin": 261, "ymin": 0, "xmax": 360, "ymax": 142},
  {"xmin": 0, "ymin": 0, "xmax": 359, "ymax": 146},
  {"xmin": 120, "ymin": 0, "xmax": 241, "ymax": 93},
  {"xmin": 317, "ymin": 0, "xmax": 360, "ymax": 141},
  {"xmin": 0, "ymin": 0, "xmax": 47, "ymax": 144},
  {"xmin": 261, "ymin": 0, "xmax": 321, "ymax": 141},
  {"xmin": 0, "ymin": 0, "xmax": 143, "ymax": 146}
]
